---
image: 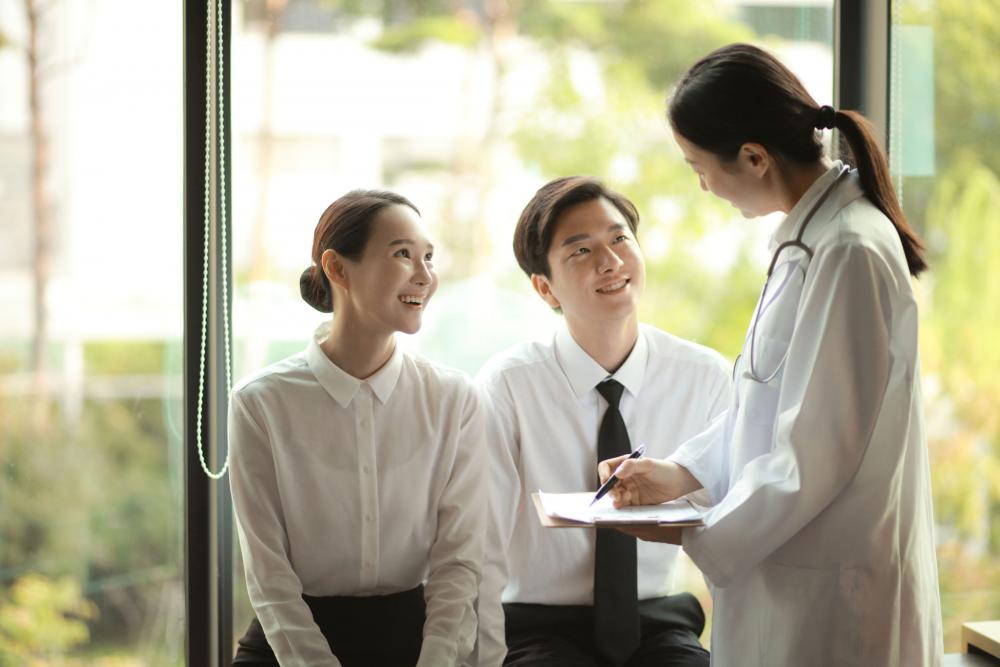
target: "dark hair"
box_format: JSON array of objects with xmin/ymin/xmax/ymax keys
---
[
  {"xmin": 299, "ymin": 189, "xmax": 420, "ymax": 312},
  {"xmin": 513, "ymin": 176, "xmax": 640, "ymax": 277},
  {"xmin": 668, "ymin": 43, "xmax": 927, "ymax": 276}
]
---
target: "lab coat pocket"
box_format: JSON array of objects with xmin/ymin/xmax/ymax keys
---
[
  {"xmin": 762, "ymin": 561, "xmax": 862, "ymax": 666},
  {"xmin": 742, "ymin": 334, "xmax": 788, "ymax": 426}
]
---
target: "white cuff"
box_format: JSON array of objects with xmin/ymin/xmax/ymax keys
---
[{"xmin": 417, "ymin": 634, "xmax": 460, "ymax": 667}]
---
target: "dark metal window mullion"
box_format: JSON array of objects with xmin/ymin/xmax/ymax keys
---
[
  {"xmin": 835, "ymin": 0, "xmax": 891, "ymax": 147},
  {"xmin": 184, "ymin": 0, "xmax": 234, "ymax": 665}
]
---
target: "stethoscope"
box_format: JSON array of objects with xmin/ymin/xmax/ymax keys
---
[{"xmin": 736, "ymin": 165, "xmax": 851, "ymax": 384}]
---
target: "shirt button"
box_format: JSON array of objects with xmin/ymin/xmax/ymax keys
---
[
  {"xmin": 363, "ymin": 465, "xmax": 371, "ymax": 474},
  {"xmin": 365, "ymin": 514, "xmax": 372, "ymax": 523}
]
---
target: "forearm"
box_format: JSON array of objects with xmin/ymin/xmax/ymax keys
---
[
  {"xmin": 667, "ymin": 460, "xmax": 703, "ymax": 498},
  {"xmin": 420, "ymin": 559, "xmax": 480, "ymax": 667}
]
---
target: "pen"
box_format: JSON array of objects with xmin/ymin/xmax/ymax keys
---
[{"xmin": 590, "ymin": 443, "xmax": 646, "ymax": 506}]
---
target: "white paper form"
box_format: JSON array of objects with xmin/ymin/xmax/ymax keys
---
[{"xmin": 537, "ymin": 491, "xmax": 703, "ymax": 525}]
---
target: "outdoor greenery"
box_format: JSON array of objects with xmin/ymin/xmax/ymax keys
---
[
  {"xmin": 895, "ymin": 0, "xmax": 1000, "ymax": 643},
  {"xmin": 0, "ymin": 574, "xmax": 96, "ymax": 666},
  {"xmin": 0, "ymin": 0, "xmax": 997, "ymax": 662}
]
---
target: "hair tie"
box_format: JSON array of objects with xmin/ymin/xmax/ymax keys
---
[{"xmin": 815, "ymin": 105, "xmax": 837, "ymax": 130}]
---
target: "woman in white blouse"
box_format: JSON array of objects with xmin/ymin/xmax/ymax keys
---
[{"xmin": 229, "ymin": 190, "xmax": 485, "ymax": 667}]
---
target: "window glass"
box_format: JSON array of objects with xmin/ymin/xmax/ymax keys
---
[
  {"xmin": 891, "ymin": 0, "xmax": 1000, "ymax": 650},
  {"xmin": 0, "ymin": 1, "xmax": 184, "ymax": 664},
  {"xmin": 229, "ymin": 0, "xmax": 833, "ymax": 653}
]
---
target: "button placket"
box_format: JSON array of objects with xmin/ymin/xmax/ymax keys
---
[{"xmin": 355, "ymin": 385, "xmax": 379, "ymax": 588}]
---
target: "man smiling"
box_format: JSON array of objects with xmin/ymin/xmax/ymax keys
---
[{"xmin": 475, "ymin": 176, "xmax": 731, "ymax": 667}]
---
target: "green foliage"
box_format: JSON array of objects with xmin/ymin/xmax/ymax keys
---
[
  {"xmin": 920, "ymin": 157, "xmax": 1000, "ymax": 551},
  {"xmin": 924, "ymin": 158, "xmax": 1000, "ymax": 429},
  {"xmin": 371, "ymin": 15, "xmax": 480, "ymax": 51},
  {"xmin": 83, "ymin": 341, "xmax": 168, "ymax": 376},
  {"xmin": 0, "ymin": 394, "xmax": 181, "ymax": 648},
  {"xmin": 0, "ymin": 574, "xmax": 97, "ymax": 665},
  {"xmin": 893, "ymin": 0, "xmax": 1000, "ymax": 639},
  {"xmin": 510, "ymin": 2, "xmax": 757, "ymax": 351},
  {"xmin": 518, "ymin": 1, "xmax": 753, "ymax": 89},
  {"xmin": 329, "ymin": 0, "xmax": 482, "ymax": 51},
  {"xmin": 644, "ymin": 249, "xmax": 761, "ymax": 358},
  {"xmin": 516, "ymin": 1, "xmax": 611, "ymax": 48},
  {"xmin": 930, "ymin": 0, "xmax": 1000, "ymax": 174}
]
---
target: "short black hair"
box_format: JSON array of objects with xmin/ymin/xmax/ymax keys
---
[{"xmin": 512, "ymin": 176, "xmax": 639, "ymax": 277}]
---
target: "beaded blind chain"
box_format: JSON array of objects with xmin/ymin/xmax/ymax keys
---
[{"xmin": 197, "ymin": 0, "xmax": 232, "ymax": 480}]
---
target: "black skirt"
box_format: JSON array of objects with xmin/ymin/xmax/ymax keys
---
[{"xmin": 232, "ymin": 585, "xmax": 426, "ymax": 667}]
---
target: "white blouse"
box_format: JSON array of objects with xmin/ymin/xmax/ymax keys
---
[{"xmin": 229, "ymin": 327, "xmax": 485, "ymax": 667}]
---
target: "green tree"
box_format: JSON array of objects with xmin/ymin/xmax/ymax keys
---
[
  {"xmin": 0, "ymin": 390, "xmax": 181, "ymax": 652},
  {"xmin": 0, "ymin": 574, "xmax": 97, "ymax": 666},
  {"xmin": 896, "ymin": 0, "xmax": 1000, "ymax": 646},
  {"xmin": 930, "ymin": 0, "xmax": 1000, "ymax": 175},
  {"xmin": 508, "ymin": 1, "xmax": 756, "ymax": 354}
]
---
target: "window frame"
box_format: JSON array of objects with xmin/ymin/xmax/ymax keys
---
[
  {"xmin": 184, "ymin": 0, "xmax": 234, "ymax": 664},
  {"xmin": 180, "ymin": 1, "xmax": 891, "ymax": 663}
]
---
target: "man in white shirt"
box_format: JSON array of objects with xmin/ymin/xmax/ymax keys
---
[{"xmin": 476, "ymin": 176, "xmax": 731, "ymax": 666}]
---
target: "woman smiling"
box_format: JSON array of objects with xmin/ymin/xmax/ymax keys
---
[{"xmin": 229, "ymin": 190, "xmax": 485, "ymax": 667}]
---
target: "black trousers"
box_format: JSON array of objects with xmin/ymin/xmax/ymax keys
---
[
  {"xmin": 231, "ymin": 585, "xmax": 425, "ymax": 667},
  {"xmin": 503, "ymin": 593, "xmax": 709, "ymax": 667}
]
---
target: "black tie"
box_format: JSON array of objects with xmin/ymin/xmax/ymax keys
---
[{"xmin": 593, "ymin": 379, "xmax": 640, "ymax": 665}]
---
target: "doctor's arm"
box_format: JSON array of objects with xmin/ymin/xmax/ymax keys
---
[
  {"xmin": 607, "ymin": 357, "xmax": 735, "ymax": 508},
  {"xmin": 681, "ymin": 240, "xmax": 894, "ymax": 587},
  {"xmin": 420, "ymin": 385, "xmax": 486, "ymax": 667},
  {"xmin": 228, "ymin": 392, "xmax": 342, "ymax": 666},
  {"xmin": 678, "ymin": 362, "xmax": 736, "ymax": 507}
]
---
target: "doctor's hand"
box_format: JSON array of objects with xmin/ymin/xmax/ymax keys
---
[{"xmin": 597, "ymin": 456, "xmax": 702, "ymax": 509}]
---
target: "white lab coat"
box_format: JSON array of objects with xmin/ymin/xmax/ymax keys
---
[{"xmin": 670, "ymin": 164, "xmax": 943, "ymax": 666}]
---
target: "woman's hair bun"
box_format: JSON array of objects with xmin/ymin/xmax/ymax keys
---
[{"xmin": 299, "ymin": 265, "xmax": 333, "ymax": 313}]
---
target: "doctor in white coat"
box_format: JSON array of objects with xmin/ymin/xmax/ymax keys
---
[{"xmin": 599, "ymin": 43, "xmax": 943, "ymax": 666}]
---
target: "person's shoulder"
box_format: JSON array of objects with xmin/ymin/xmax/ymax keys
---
[
  {"xmin": 231, "ymin": 352, "xmax": 310, "ymax": 403},
  {"xmin": 401, "ymin": 348, "xmax": 476, "ymax": 400},
  {"xmin": 475, "ymin": 338, "xmax": 556, "ymax": 388},
  {"xmin": 641, "ymin": 324, "xmax": 728, "ymax": 377},
  {"xmin": 819, "ymin": 198, "xmax": 907, "ymax": 279},
  {"xmin": 828, "ymin": 196, "xmax": 892, "ymax": 243}
]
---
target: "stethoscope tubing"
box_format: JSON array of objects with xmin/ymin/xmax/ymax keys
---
[{"xmin": 741, "ymin": 166, "xmax": 851, "ymax": 385}]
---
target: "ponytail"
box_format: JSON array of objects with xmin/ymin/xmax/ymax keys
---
[
  {"xmin": 833, "ymin": 110, "xmax": 928, "ymax": 276},
  {"xmin": 670, "ymin": 43, "xmax": 929, "ymax": 277}
]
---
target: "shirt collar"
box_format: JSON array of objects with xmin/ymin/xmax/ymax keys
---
[
  {"xmin": 365, "ymin": 346, "xmax": 403, "ymax": 404},
  {"xmin": 305, "ymin": 322, "xmax": 403, "ymax": 407},
  {"xmin": 554, "ymin": 324, "xmax": 648, "ymax": 402},
  {"xmin": 770, "ymin": 160, "xmax": 846, "ymax": 250}
]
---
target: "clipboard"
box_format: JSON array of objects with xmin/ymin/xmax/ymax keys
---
[{"xmin": 531, "ymin": 492, "xmax": 704, "ymax": 529}]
